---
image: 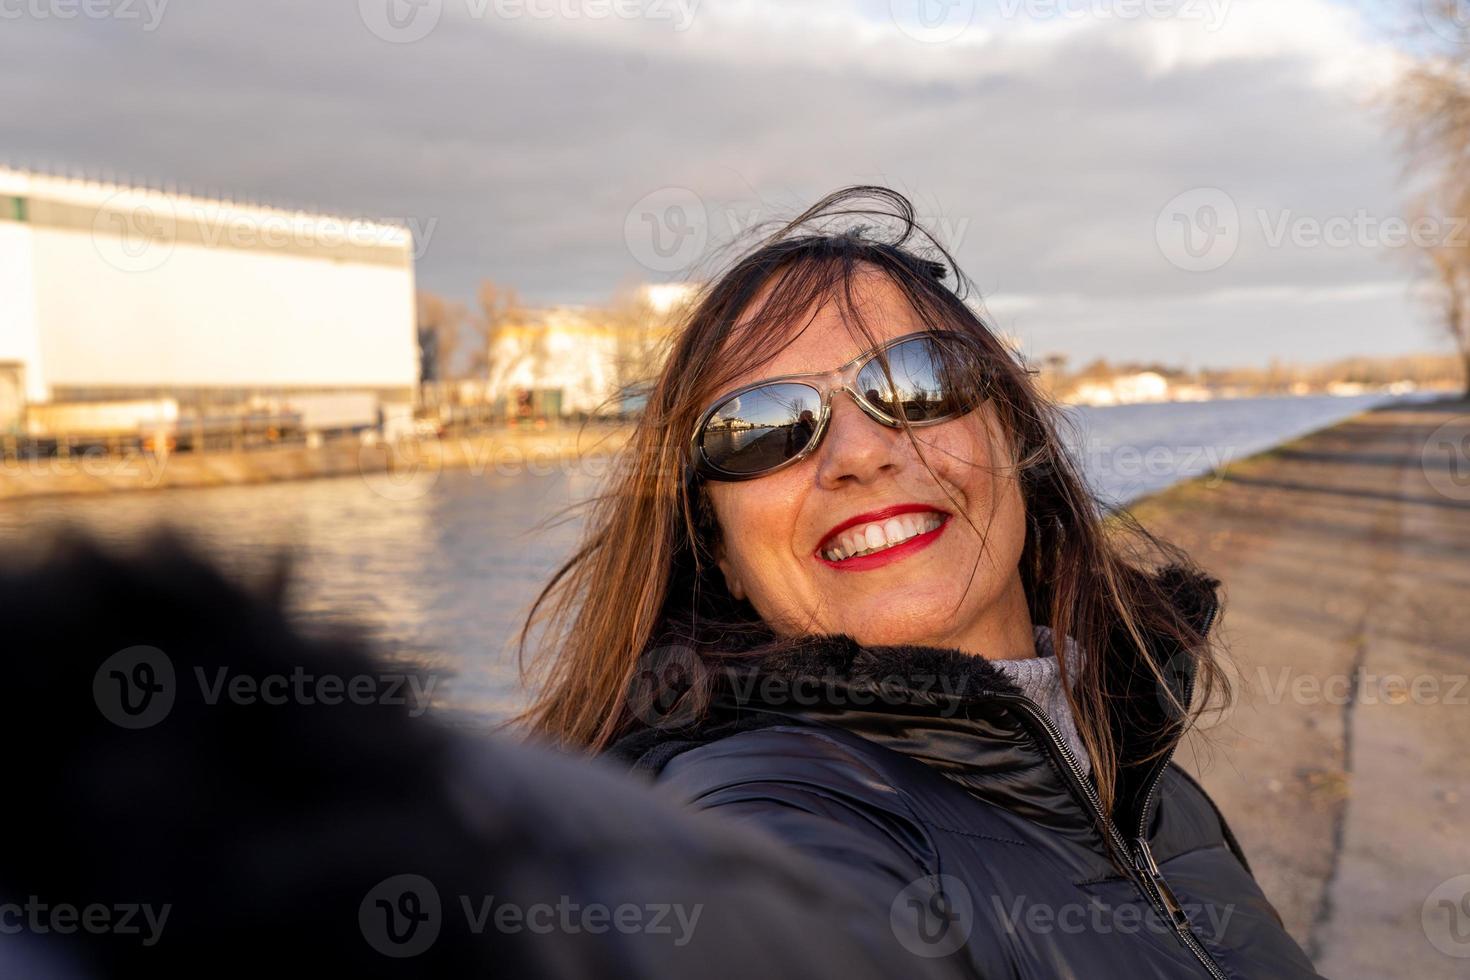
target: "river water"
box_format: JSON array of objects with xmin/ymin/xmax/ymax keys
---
[{"xmin": 0, "ymin": 392, "xmax": 1405, "ymax": 721}]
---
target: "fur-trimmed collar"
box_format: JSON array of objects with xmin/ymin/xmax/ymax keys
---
[
  {"xmin": 609, "ymin": 564, "xmax": 1220, "ymax": 779},
  {"xmin": 739, "ymin": 632, "xmax": 1026, "ymax": 703}
]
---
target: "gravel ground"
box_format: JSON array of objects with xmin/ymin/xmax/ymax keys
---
[{"xmin": 1130, "ymin": 398, "xmax": 1470, "ymax": 979}]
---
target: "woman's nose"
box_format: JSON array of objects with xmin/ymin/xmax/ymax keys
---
[{"xmin": 813, "ymin": 390, "xmax": 901, "ymax": 489}]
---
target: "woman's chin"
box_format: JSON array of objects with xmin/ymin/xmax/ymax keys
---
[{"xmin": 821, "ymin": 606, "xmax": 965, "ymax": 650}]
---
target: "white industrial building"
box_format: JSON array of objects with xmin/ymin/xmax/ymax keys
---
[{"xmin": 0, "ymin": 167, "xmax": 418, "ymax": 439}]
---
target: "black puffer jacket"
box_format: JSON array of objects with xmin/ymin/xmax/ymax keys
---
[
  {"xmin": 610, "ymin": 569, "xmax": 1322, "ymax": 979},
  {"xmin": 0, "ymin": 534, "xmax": 964, "ymax": 980}
]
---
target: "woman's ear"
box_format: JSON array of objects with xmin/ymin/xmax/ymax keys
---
[
  {"xmin": 713, "ymin": 541, "xmax": 747, "ymax": 601},
  {"xmin": 699, "ymin": 481, "xmax": 746, "ymax": 601}
]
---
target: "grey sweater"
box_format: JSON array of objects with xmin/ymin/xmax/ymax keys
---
[{"xmin": 991, "ymin": 625, "xmax": 1090, "ymax": 776}]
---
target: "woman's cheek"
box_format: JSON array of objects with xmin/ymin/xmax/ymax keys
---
[
  {"xmin": 711, "ymin": 488, "xmax": 804, "ymax": 623},
  {"xmin": 730, "ymin": 549, "xmax": 809, "ymax": 636},
  {"xmin": 754, "ymin": 541, "xmax": 817, "ymax": 631}
]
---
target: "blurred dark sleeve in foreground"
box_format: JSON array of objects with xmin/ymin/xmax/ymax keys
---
[{"xmin": 0, "ymin": 533, "xmax": 963, "ymax": 979}]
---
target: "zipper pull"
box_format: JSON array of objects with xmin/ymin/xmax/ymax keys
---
[{"xmin": 1132, "ymin": 837, "xmax": 1190, "ymax": 930}]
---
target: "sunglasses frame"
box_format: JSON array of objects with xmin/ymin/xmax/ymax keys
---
[{"xmin": 687, "ymin": 329, "xmax": 990, "ymax": 482}]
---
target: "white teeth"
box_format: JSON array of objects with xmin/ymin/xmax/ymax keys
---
[{"xmin": 821, "ymin": 512, "xmax": 945, "ymax": 562}]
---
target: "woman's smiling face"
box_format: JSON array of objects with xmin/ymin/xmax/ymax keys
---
[{"xmin": 705, "ymin": 268, "xmax": 1036, "ymax": 658}]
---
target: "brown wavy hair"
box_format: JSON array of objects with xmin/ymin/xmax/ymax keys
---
[{"xmin": 515, "ymin": 186, "xmax": 1227, "ymax": 813}]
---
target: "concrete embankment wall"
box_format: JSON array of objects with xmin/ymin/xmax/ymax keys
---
[{"xmin": 0, "ymin": 426, "xmax": 638, "ymax": 501}]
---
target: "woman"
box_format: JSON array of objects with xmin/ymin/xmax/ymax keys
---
[{"xmin": 518, "ymin": 187, "xmax": 1319, "ymax": 978}]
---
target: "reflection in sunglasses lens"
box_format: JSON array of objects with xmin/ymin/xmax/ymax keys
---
[
  {"xmin": 700, "ymin": 383, "xmax": 822, "ymax": 475},
  {"xmin": 857, "ymin": 336, "xmax": 983, "ymax": 422}
]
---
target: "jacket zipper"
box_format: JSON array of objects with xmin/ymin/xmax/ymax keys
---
[
  {"xmin": 1128, "ymin": 596, "xmax": 1227, "ymax": 979},
  {"xmin": 999, "ymin": 595, "xmax": 1229, "ymax": 980}
]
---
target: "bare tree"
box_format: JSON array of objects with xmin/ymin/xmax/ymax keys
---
[
  {"xmin": 604, "ymin": 284, "xmax": 683, "ymax": 398},
  {"xmin": 416, "ymin": 290, "xmax": 467, "ymax": 383},
  {"xmin": 1426, "ymin": 240, "xmax": 1470, "ymax": 384},
  {"xmin": 474, "ymin": 280, "xmax": 527, "ymax": 378},
  {"xmin": 1389, "ymin": 0, "xmax": 1470, "ymax": 394}
]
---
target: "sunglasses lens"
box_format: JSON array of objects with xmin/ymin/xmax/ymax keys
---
[
  {"xmin": 857, "ymin": 334, "xmax": 986, "ymax": 422},
  {"xmin": 698, "ymin": 383, "xmax": 823, "ymax": 476}
]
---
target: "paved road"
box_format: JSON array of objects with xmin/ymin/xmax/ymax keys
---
[{"xmin": 1132, "ymin": 398, "xmax": 1470, "ymax": 978}]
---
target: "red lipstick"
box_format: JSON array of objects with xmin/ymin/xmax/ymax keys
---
[{"xmin": 814, "ymin": 503, "xmax": 952, "ymax": 573}]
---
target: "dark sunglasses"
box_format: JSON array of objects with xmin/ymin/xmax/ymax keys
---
[{"xmin": 688, "ymin": 330, "xmax": 994, "ymax": 481}]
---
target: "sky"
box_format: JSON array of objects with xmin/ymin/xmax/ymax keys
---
[{"xmin": 0, "ymin": 0, "xmax": 1453, "ymax": 368}]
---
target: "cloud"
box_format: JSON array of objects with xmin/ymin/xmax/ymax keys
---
[{"xmin": 0, "ymin": 0, "xmax": 1443, "ymax": 366}]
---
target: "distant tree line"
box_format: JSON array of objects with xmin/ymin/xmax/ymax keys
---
[{"xmin": 1035, "ymin": 351, "xmax": 1463, "ymax": 399}]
